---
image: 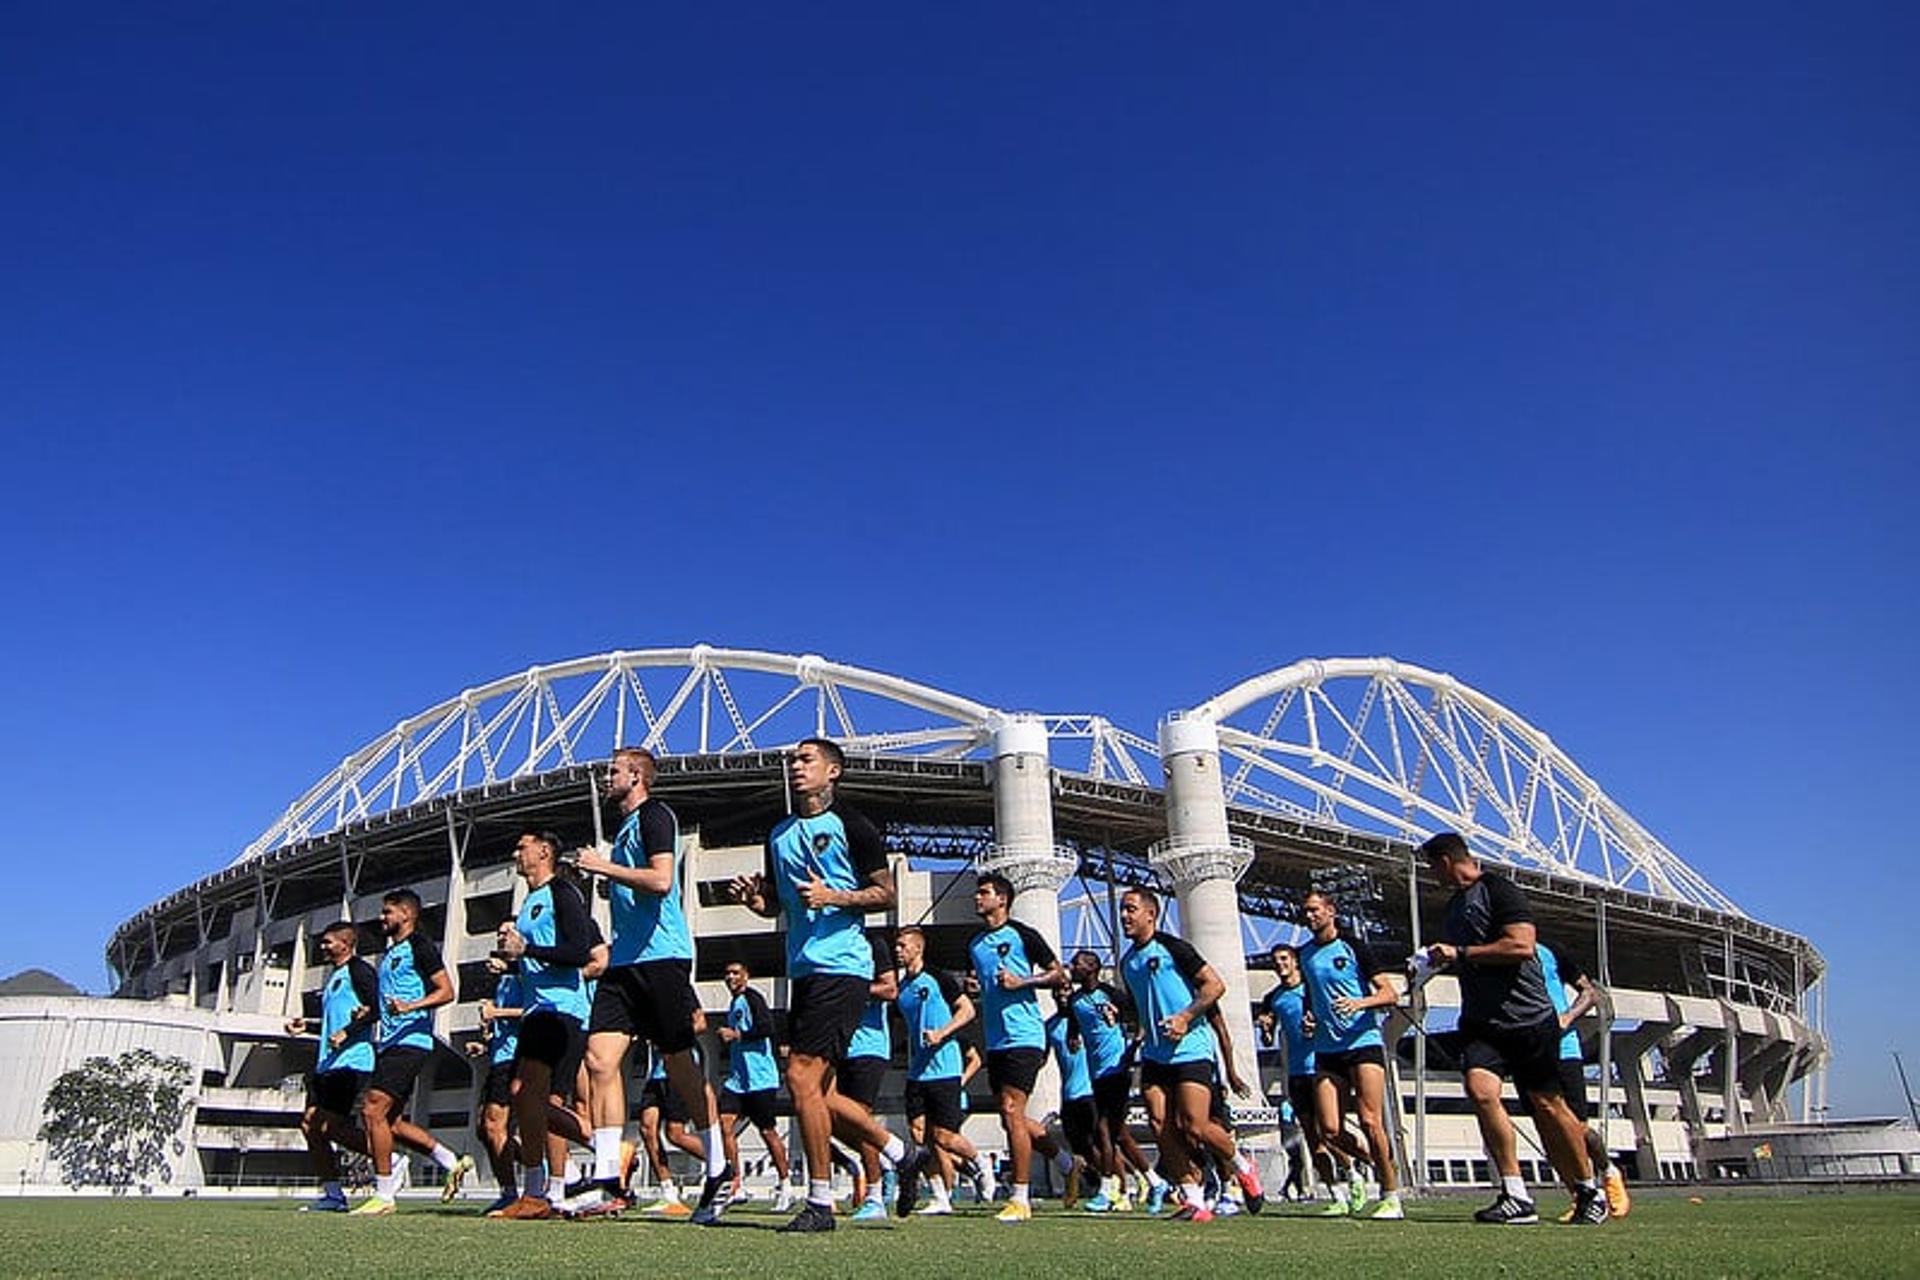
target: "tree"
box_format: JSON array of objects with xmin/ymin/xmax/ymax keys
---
[{"xmin": 38, "ymin": 1048, "xmax": 194, "ymax": 1190}]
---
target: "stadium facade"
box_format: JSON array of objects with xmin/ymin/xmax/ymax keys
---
[{"xmin": 24, "ymin": 648, "xmax": 1831, "ymax": 1191}]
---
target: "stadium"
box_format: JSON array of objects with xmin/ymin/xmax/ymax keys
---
[{"xmin": 50, "ymin": 646, "xmax": 1831, "ymax": 1193}]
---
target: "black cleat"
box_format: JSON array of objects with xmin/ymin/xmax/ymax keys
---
[
  {"xmin": 893, "ymin": 1142, "xmax": 930, "ymax": 1218},
  {"xmin": 777, "ymin": 1200, "xmax": 837, "ymax": 1233},
  {"xmin": 1569, "ymin": 1186, "xmax": 1610, "ymax": 1226},
  {"xmin": 1473, "ymin": 1193, "xmax": 1539, "ymax": 1225},
  {"xmin": 690, "ymin": 1164, "xmax": 736, "ymax": 1226}
]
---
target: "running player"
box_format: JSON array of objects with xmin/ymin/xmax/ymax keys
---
[
  {"xmin": 489, "ymin": 830, "xmax": 597, "ymax": 1219},
  {"xmin": 1296, "ymin": 892, "xmax": 1403, "ymax": 1219},
  {"xmin": 1066, "ymin": 949, "xmax": 1164, "ymax": 1212},
  {"xmin": 715, "ymin": 959, "xmax": 794, "ymax": 1211},
  {"xmin": 464, "ymin": 958, "xmax": 524, "ymax": 1212},
  {"xmin": 729, "ymin": 738, "xmax": 929, "ymax": 1233},
  {"xmin": 835, "ymin": 930, "xmax": 899, "ymax": 1222},
  {"xmin": 1255, "ymin": 942, "xmax": 1351, "ymax": 1209},
  {"xmin": 1045, "ymin": 981, "xmax": 1096, "ymax": 1206},
  {"xmin": 636, "ymin": 1043, "xmax": 705, "ymax": 1216},
  {"xmin": 353, "ymin": 890, "xmax": 469, "ymax": 1214},
  {"xmin": 1419, "ymin": 831, "xmax": 1606, "ymax": 1226},
  {"xmin": 1117, "ymin": 886, "xmax": 1264, "ymax": 1223},
  {"xmin": 1536, "ymin": 939, "xmax": 1630, "ymax": 1219},
  {"xmin": 288, "ymin": 921, "xmax": 376, "ymax": 1212},
  {"xmin": 968, "ymin": 872, "xmax": 1065, "ymax": 1223},
  {"xmin": 574, "ymin": 747, "xmax": 731, "ymax": 1222},
  {"xmin": 893, "ymin": 925, "xmax": 984, "ymax": 1215}
]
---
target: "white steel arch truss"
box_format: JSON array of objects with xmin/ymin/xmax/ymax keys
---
[{"xmin": 1188, "ymin": 658, "xmax": 1741, "ymax": 915}]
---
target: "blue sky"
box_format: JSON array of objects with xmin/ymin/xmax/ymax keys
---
[{"xmin": 2, "ymin": 4, "xmax": 1913, "ymax": 1116}]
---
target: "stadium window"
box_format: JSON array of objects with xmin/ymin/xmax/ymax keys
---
[
  {"xmin": 464, "ymin": 891, "xmax": 515, "ymax": 936},
  {"xmin": 1471, "ymin": 1160, "xmax": 1490, "ymax": 1184},
  {"xmin": 235, "ymin": 952, "xmax": 255, "ymax": 975},
  {"xmin": 1427, "ymin": 1161, "xmax": 1448, "ymax": 1184},
  {"xmin": 1450, "ymin": 1160, "xmax": 1470, "ymax": 1183}
]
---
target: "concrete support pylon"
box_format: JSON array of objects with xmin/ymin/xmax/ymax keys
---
[{"xmin": 1151, "ymin": 714, "xmax": 1259, "ymax": 1107}]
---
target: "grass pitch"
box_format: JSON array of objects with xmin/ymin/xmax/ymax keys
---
[{"xmin": 0, "ymin": 1188, "xmax": 1913, "ymax": 1278}]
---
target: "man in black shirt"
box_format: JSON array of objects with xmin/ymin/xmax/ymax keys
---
[{"xmin": 1419, "ymin": 832, "xmax": 1606, "ymax": 1226}]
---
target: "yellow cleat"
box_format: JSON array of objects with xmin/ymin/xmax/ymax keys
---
[
  {"xmin": 1604, "ymin": 1169, "xmax": 1631, "ymax": 1219},
  {"xmin": 995, "ymin": 1200, "xmax": 1033, "ymax": 1224},
  {"xmin": 348, "ymin": 1196, "xmax": 395, "ymax": 1216},
  {"xmin": 442, "ymin": 1154, "xmax": 476, "ymax": 1203}
]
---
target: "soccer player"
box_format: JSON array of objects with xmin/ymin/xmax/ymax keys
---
[
  {"xmin": 1419, "ymin": 831, "xmax": 1607, "ymax": 1226},
  {"xmin": 1535, "ymin": 940, "xmax": 1631, "ymax": 1220},
  {"xmin": 715, "ymin": 959, "xmax": 794, "ymax": 1210},
  {"xmin": 1117, "ymin": 886, "xmax": 1264, "ymax": 1223},
  {"xmin": 636, "ymin": 1043, "xmax": 705, "ymax": 1216},
  {"xmin": 1297, "ymin": 891, "xmax": 1403, "ymax": 1219},
  {"xmin": 465, "ymin": 958, "xmax": 524, "ymax": 1213},
  {"xmin": 894, "ymin": 925, "xmax": 985, "ymax": 1215},
  {"xmin": 573, "ymin": 747, "xmax": 732, "ymax": 1222},
  {"xmin": 968, "ymin": 872, "xmax": 1066, "ymax": 1223},
  {"xmin": 1066, "ymin": 948, "xmax": 1163, "ymax": 1212},
  {"xmin": 835, "ymin": 930, "xmax": 899, "ymax": 1222},
  {"xmin": 1045, "ymin": 981, "xmax": 1097, "ymax": 1207},
  {"xmin": 730, "ymin": 737, "xmax": 929, "ymax": 1233},
  {"xmin": 353, "ymin": 889, "xmax": 469, "ymax": 1214},
  {"xmin": 1255, "ymin": 942, "xmax": 1351, "ymax": 1209},
  {"xmin": 288, "ymin": 921, "xmax": 376, "ymax": 1212},
  {"xmin": 489, "ymin": 830, "xmax": 597, "ymax": 1219}
]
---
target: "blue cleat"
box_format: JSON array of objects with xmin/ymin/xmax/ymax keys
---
[
  {"xmin": 1146, "ymin": 1183, "xmax": 1169, "ymax": 1216},
  {"xmin": 850, "ymin": 1199, "xmax": 889, "ymax": 1223},
  {"xmin": 300, "ymin": 1191, "xmax": 349, "ymax": 1213},
  {"xmin": 1082, "ymin": 1192, "xmax": 1115, "ymax": 1213}
]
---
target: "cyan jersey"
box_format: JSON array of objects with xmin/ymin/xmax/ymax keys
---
[
  {"xmin": 1046, "ymin": 1012, "xmax": 1093, "ymax": 1101},
  {"xmin": 488, "ymin": 972, "xmax": 523, "ymax": 1066},
  {"xmin": 1536, "ymin": 943, "xmax": 1583, "ymax": 1062},
  {"xmin": 318, "ymin": 958, "xmax": 377, "ymax": 1074},
  {"xmin": 1298, "ymin": 932, "xmax": 1384, "ymax": 1053},
  {"xmin": 969, "ymin": 920, "xmax": 1056, "ymax": 1052},
  {"xmin": 726, "ymin": 988, "xmax": 781, "ymax": 1093},
  {"xmin": 1120, "ymin": 931, "xmax": 1218, "ymax": 1067},
  {"xmin": 847, "ymin": 934, "xmax": 893, "ymax": 1060},
  {"xmin": 1068, "ymin": 985, "xmax": 1129, "ymax": 1079},
  {"xmin": 517, "ymin": 880, "xmax": 592, "ymax": 1025},
  {"xmin": 897, "ymin": 966, "xmax": 966, "ymax": 1082},
  {"xmin": 1263, "ymin": 982, "xmax": 1315, "ymax": 1078},
  {"xmin": 378, "ymin": 934, "xmax": 445, "ymax": 1052},
  {"xmin": 608, "ymin": 798, "xmax": 691, "ymax": 965},
  {"xmin": 764, "ymin": 802, "xmax": 888, "ymax": 979}
]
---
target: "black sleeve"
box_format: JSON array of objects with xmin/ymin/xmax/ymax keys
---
[
  {"xmin": 638, "ymin": 801, "xmax": 678, "ymax": 861},
  {"xmin": 870, "ymin": 933, "xmax": 893, "ymax": 977},
  {"xmin": 1347, "ymin": 933, "xmax": 1382, "ymax": 983},
  {"xmin": 586, "ymin": 916, "xmax": 606, "ymax": 950},
  {"xmin": 1159, "ymin": 933, "xmax": 1211, "ymax": 987},
  {"xmin": 1011, "ymin": 920, "xmax": 1058, "ymax": 971},
  {"xmin": 1546, "ymin": 940, "xmax": 1586, "ymax": 986},
  {"xmin": 348, "ymin": 958, "xmax": 380, "ymax": 1012},
  {"xmin": 762, "ymin": 834, "xmax": 778, "ymax": 890},
  {"xmin": 408, "ymin": 935, "xmax": 447, "ymax": 982},
  {"xmin": 932, "ymin": 968, "xmax": 965, "ymax": 1007},
  {"xmin": 1484, "ymin": 874, "xmax": 1535, "ymax": 930},
  {"xmin": 741, "ymin": 989, "xmax": 774, "ymax": 1042},
  {"xmin": 523, "ymin": 881, "xmax": 594, "ymax": 967},
  {"xmin": 838, "ymin": 803, "xmax": 890, "ymax": 880}
]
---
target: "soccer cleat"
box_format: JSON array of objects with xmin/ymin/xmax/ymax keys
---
[
  {"xmin": 300, "ymin": 1192, "xmax": 349, "ymax": 1213},
  {"xmin": 441, "ymin": 1153, "xmax": 476, "ymax": 1203},
  {"xmin": 1145, "ymin": 1182, "xmax": 1169, "ymax": 1215},
  {"xmin": 1473, "ymin": 1193, "xmax": 1539, "ymax": 1226},
  {"xmin": 1347, "ymin": 1172, "xmax": 1369, "ymax": 1215},
  {"xmin": 893, "ymin": 1142, "xmax": 931, "ymax": 1218},
  {"xmin": 916, "ymin": 1200, "xmax": 954, "ymax": 1216},
  {"xmin": 1234, "ymin": 1164, "xmax": 1266, "ymax": 1215},
  {"xmin": 1570, "ymin": 1186, "xmax": 1610, "ymax": 1226},
  {"xmin": 348, "ymin": 1196, "xmax": 395, "ymax": 1216},
  {"xmin": 1362, "ymin": 1195, "xmax": 1405, "ymax": 1221},
  {"xmin": 1317, "ymin": 1197, "xmax": 1351, "ymax": 1217},
  {"xmin": 689, "ymin": 1164, "xmax": 736, "ymax": 1226},
  {"xmin": 994, "ymin": 1200, "xmax": 1033, "ymax": 1223},
  {"xmin": 482, "ymin": 1193, "xmax": 518, "ymax": 1215},
  {"xmin": 1172, "ymin": 1202, "xmax": 1215, "ymax": 1223},
  {"xmin": 1603, "ymin": 1169, "xmax": 1631, "ymax": 1219},
  {"xmin": 656, "ymin": 1199, "xmax": 693, "ymax": 1219},
  {"xmin": 850, "ymin": 1199, "xmax": 889, "ymax": 1222},
  {"xmin": 1214, "ymin": 1197, "xmax": 1243, "ymax": 1218},
  {"xmin": 772, "ymin": 1185, "xmax": 796, "ymax": 1214},
  {"xmin": 1082, "ymin": 1192, "xmax": 1115, "ymax": 1213},
  {"xmin": 777, "ymin": 1201, "xmax": 837, "ymax": 1233},
  {"xmin": 567, "ymin": 1193, "xmax": 625, "ymax": 1221},
  {"xmin": 488, "ymin": 1194, "xmax": 555, "ymax": 1220},
  {"xmin": 1111, "ymin": 1194, "xmax": 1134, "ymax": 1213}
]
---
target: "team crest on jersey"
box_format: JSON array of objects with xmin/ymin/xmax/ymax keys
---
[
  {"xmin": 530, "ymin": 903, "xmax": 544, "ymax": 920},
  {"xmin": 1147, "ymin": 956, "xmax": 1162, "ymax": 973},
  {"xmin": 1333, "ymin": 955, "xmax": 1348, "ymax": 970},
  {"xmin": 996, "ymin": 942, "xmax": 1011, "ymax": 958},
  {"xmin": 811, "ymin": 832, "xmax": 832, "ymax": 854}
]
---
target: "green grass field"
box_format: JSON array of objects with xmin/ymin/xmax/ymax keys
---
[{"xmin": 0, "ymin": 1189, "xmax": 1913, "ymax": 1278}]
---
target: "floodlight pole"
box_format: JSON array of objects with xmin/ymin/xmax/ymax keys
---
[{"xmin": 1895, "ymin": 1051, "xmax": 1920, "ymax": 1134}]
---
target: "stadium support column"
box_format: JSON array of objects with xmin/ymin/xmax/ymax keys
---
[
  {"xmin": 977, "ymin": 715, "xmax": 1075, "ymax": 1129},
  {"xmin": 1152, "ymin": 715, "xmax": 1259, "ymax": 1104}
]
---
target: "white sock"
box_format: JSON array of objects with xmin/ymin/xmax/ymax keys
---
[
  {"xmin": 808, "ymin": 1178, "xmax": 833, "ymax": 1208},
  {"xmin": 705, "ymin": 1123, "xmax": 726, "ymax": 1177},
  {"xmin": 863, "ymin": 1184, "xmax": 885, "ymax": 1207},
  {"xmin": 1575, "ymin": 1177, "xmax": 1598, "ymax": 1193},
  {"xmin": 881, "ymin": 1134, "xmax": 907, "ymax": 1163},
  {"xmin": 592, "ymin": 1127, "xmax": 622, "ymax": 1182},
  {"xmin": 1053, "ymin": 1150, "xmax": 1073, "ymax": 1177},
  {"xmin": 374, "ymin": 1171, "xmax": 400, "ymax": 1201},
  {"xmin": 660, "ymin": 1178, "xmax": 678, "ymax": 1198},
  {"xmin": 322, "ymin": 1180, "xmax": 343, "ymax": 1199},
  {"xmin": 1501, "ymin": 1174, "xmax": 1528, "ymax": 1201},
  {"xmin": 1011, "ymin": 1183, "xmax": 1030, "ymax": 1207},
  {"xmin": 931, "ymin": 1178, "xmax": 952, "ymax": 1207},
  {"xmin": 525, "ymin": 1163, "xmax": 549, "ymax": 1200},
  {"xmin": 429, "ymin": 1144, "xmax": 458, "ymax": 1172},
  {"xmin": 1145, "ymin": 1168, "xmax": 1167, "ymax": 1189},
  {"xmin": 1233, "ymin": 1152, "xmax": 1255, "ymax": 1176},
  {"xmin": 1182, "ymin": 1180, "xmax": 1206, "ymax": 1209}
]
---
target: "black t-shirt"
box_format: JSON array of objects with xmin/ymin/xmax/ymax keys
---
[{"xmin": 1441, "ymin": 872, "xmax": 1555, "ymax": 1029}]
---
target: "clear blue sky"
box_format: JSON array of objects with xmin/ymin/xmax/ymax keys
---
[{"xmin": 2, "ymin": 4, "xmax": 1913, "ymax": 1116}]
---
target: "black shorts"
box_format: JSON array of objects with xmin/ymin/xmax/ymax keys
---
[
  {"xmin": 1553, "ymin": 1057, "xmax": 1589, "ymax": 1121},
  {"xmin": 837, "ymin": 1055, "xmax": 888, "ymax": 1109},
  {"xmin": 904, "ymin": 1077, "xmax": 965, "ymax": 1135},
  {"xmin": 788, "ymin": 975, "xmax": 868, "ymax": 1063},
  {"xmin": 307, "ymin": 1068, "xmax": 367, "ymax": 1118},
  {"xmin": 1061, "ymin": 1096, "xmax": 1098, "ymax": 1159},
  {"xmin": 1286, "ymin": 1074, "xmax": 1320, "ymax": 1128},
  {"xmin": 720, "ymin": 1086, "xmax": 780, "ymax": 1131},
  {"xmin": 987, "ymin": 1047, "xmax": 1045, "ymax": 1096},
  {"xmin": 481, "ymin": 1061, "xmax": 515, "ymax": 1108},
  {"xmin": 1459, "ymin": 1017, "xmax": 1564, "ymax": 1097},
  {"xmin": 1093, "ymin": 1069, "xmax": 1133, "ymax": 1129},
  {"xmin": 589, "ymin": 960, "xmax": 700, "ymax": 1053},
  {"xmin": 1316, "ymin": 1044, "xmax": 1387, "ymax": 1082},
  {"xmin": 639, "ymin": 1077, "xmax": 690, "ymax": 1125},
  {"xmin": 368, "ymin": 1046, "xmax": 431, "ymax": 1101},
  {"xmin": 1140, "ymin": 1058, "xmax": 1215, "ymax": 1092},
  {"xmin": 517, "ymin": 1010, "xmax": 588, "ymax": 1100},
  {"xmin": 1209, "ymin": 1080, "xmax": 1231, "ymax": 1126}
]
